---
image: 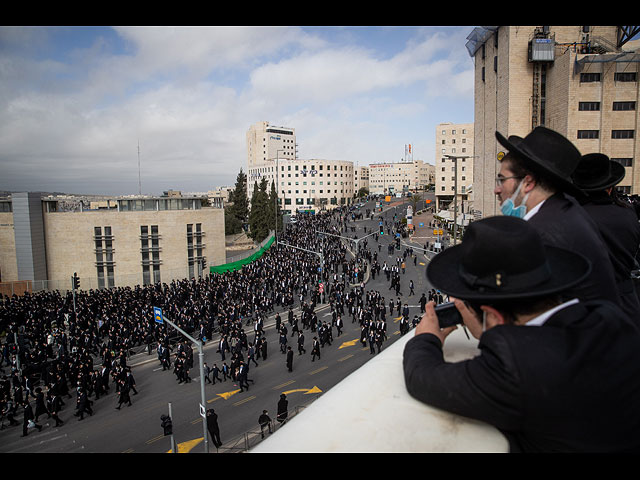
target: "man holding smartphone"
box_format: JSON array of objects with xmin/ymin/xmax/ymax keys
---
[{"xmin": 402, "ymin": 215, "xmax": 640, "ymax": 452}]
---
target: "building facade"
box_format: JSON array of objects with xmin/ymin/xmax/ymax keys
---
[
  {"xmin": 435, "ymin": 122, "xmax": 475, "ymax": 211},
  {"xmin": 0, "ymin": 193, "xmax": 225, "ymax": 294},
  {"xmin": 246, "ymin": 122, "xmax": 356, "ymax": 214},
  {"xmin": 468, "ymin": 26, "xmax": 640, "ymax": 218},
  {"xmin": 354, "ymin": 166, "xmax": 370, "ymax": 195},
  {"xmin": 368, "ymin": 160, "xmax": 431, "ymax": 195},
  {"xmin": 246, "ymin": 121, "xmax": 297, "ymax": 169}
]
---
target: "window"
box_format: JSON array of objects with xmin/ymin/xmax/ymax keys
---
[
  {"xmin": 187, "ymin": 223, "xmax": 205, "ymax": 278},
  {"xmin": 580, "ymin": 72, "xmax": 601, "ymax": 83},
  {"xmin": 612, "ymin": 130, "xmax": 634, "ymax": 139},
  {"xmin": 613, "ymin": 101, "xmax": 636, "ymax": 111},
  {"xmin": 577, "ymin": 130, "xmax": 599, "ymax": 139},
  {"xmin": 579, "ymin": 101, "xmax": 600, "ymax": 111},
  {"xmin": 94, "ymin": 226, "xmax": 115, "ymax": 289},
  {"xmin": 615, "ymin": 72, "xmax": 637, "ymax": 82},
  {"xmin": 612, "ymin": 158, "xmax": 633, "ymax": 167},
  {"xmin": 141, "ymin": 225, "xmax": 161, "ymax": 285}
]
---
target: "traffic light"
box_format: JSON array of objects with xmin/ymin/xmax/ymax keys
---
[
  {"xmin": 72, "ymin": 272, "xmax": 80, "ymax": 290},
  {"xmin": 379, "ymin": 222, "xmax": 384, "ymax": 235},
  {"xmin": 161, "ymin": 414, "xmax": 173, "ymax": 436},
  {"xmin": 395, "ymin": 237, "xmax": 400, "ymax": 250}
]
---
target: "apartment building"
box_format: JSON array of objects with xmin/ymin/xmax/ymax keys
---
[
  {"xmin": 0, "ymin": 192, "xmax": 225, "ymax": 293},
  {"xmin": 354, "ymin": 166, "xmax": 370, "ymax": 195},
  {"xmin": 468, "ymin": 26, "xmax": 640, "ymax": 218},
  {"xmin": 435, "ymin": 122, "xmax": 474, "ymax": 211},
  {"xmin": 368, "ymin": 160, "xmax": 431, "ymax": 195}
]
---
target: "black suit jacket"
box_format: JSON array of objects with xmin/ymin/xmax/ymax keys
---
[
  {"xmin": 527, "ymin": 193, "xmax": 620, "ymax": 306},
  {"xmin": 403, "ymin": 300, "xmax": 640, "ymax": 452},
  {"xmin": 578, "ymin": 193, "xmax": 640, "ymax": 320}
]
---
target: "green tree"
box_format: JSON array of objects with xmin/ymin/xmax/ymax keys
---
[
  {"xmin": 357, "ymin": 187, "xmax": 369, "ymax": 198},
  {"xmin": 248, "ymin": 178, "xmax": 271, "ymax": 242},
  {"xmin": 268, "ymin": 180, "xmax": 283, "ymax": 233},
  {"xmin": 224, "ymin": 169, "xmax": 249, "ymax": 234}
]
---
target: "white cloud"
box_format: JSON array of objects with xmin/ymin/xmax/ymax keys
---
[{"xmin": 0, "ymin": 26, "xmax": 474, "ymax": 195}]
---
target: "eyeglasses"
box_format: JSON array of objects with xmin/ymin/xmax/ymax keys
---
[{"xmin": 495, "ymin": 175, "xmax": 523, "ymax": 187}]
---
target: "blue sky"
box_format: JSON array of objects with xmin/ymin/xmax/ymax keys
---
[{"xmin": 0, "ymin": 26, "xmax": 475, "ymax": 195}]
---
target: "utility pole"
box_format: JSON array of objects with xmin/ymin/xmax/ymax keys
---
[{"xmin": 153, "ymin": 307, "xmax": 210, "ymax": 453}]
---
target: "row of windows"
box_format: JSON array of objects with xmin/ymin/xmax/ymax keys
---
[
  {"xmin": 281, "ymin": 189, "xmax": 351, "ymax": 197},
  {"xmin": 441, "ymin": 185, "xmax": 467, "ymax": 192},
  {"xmin": 441, "ymin": 176, "xmax": 467, "ymax": 181},
  {"xmin": 580, "ymin": 72, "xmax": 637, "ymax": 83},
  {"xmin": 579, "ymin": 101, "xmax": 636, "ymax": 111},
  {"xmin": 91, "ymin": 224, "xmax": 207, "ymax": 288},
  {"xmin": 284, "ymin": 197, "xmax": 346, "ymax": 206},
  {"xmin": 577, "ymin": 130, "xmax": 635, "ymax": 139}
]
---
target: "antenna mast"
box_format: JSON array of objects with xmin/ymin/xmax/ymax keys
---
[{"xmin": 137, "ymin": 140, "xmax": 142, "ymax": 195}]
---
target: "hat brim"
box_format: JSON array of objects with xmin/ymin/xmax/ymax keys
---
[
  {"xmin": 496, "ymin": 131, "xmax": 584, "ymax": 198},
  {"xmin": 426, "ymin": 242, "xmax": 591, "ymax": 302},
  {"xmin": 576, "ymin": 160, "xmax": 626, "ymax": 192}
]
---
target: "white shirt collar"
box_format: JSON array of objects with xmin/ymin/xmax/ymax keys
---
[
  {"xmin": 525, "ymin": 298, "xmax": 579, "ymax": 326},
  {"xmin": 523, "ymin": 199, "xmax": 545, "ymax": 220}
]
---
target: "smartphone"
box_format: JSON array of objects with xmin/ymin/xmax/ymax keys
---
[{"xmin": 434, "ymin": 301, "xmax": 463, "ymax": 328}]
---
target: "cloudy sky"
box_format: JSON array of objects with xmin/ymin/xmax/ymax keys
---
[{"xmin": 0, "ymin": 25, "xmax": 475, "ymax": 196}]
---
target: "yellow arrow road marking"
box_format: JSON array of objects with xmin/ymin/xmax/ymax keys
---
[
  {"xmin": 282, "ymin": 386, "xmax": 322, "ymax": 395},
  {"xmin": 217, "ymin": 389, "xmax": 241, "ymax": 400},
  {"xmin": 167, "ymin": 437, "xmax": 204, "ymax": 454},
  {"xmin": 338, "ymin": 338, "xmax": 359, "ymax": 349}
]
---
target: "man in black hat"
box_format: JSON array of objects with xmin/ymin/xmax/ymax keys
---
[
  {"xmin": 571, "ymin": 153, "xmax": 640, "ymax": 320},
  {"xmin": 403, "ymin": 216, "xmax": 640, "ymax": 452},
  {"xmin": 493, "ymin": 126, "xmax": 619, "ymax": 307}
]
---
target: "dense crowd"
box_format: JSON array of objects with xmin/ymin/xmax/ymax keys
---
[{"xmin": 1, "ymin": 201, "xmax": 415, "ymax": 438}]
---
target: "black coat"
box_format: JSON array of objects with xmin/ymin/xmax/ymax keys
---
[
  {"xmin": 578, "ymin": 192, "xmax": 640, "ymax": 320},
  {"xmin": 403, "ymin": 300, "xmax": 640, "ymax": 452},
  {"xmin": 527, "ymin": 193, "xmax": 619, "ymax": 305}
]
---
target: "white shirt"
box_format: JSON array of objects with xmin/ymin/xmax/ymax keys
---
[
  {"xmin": 525, "ymin": 298, "xmax": 579, "ymax": 326},
  {"xmin": 523, "ymin": 199, "xmax": 546, "ymax": 220}
]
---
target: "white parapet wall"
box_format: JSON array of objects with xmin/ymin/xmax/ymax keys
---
[{"xmin": 251, "ymin": 327, "xmax": 509, "ymax": 453}]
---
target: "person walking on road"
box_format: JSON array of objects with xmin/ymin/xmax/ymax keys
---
[
  {"xmin": 277, "ymin": 394, "xmax": 288, "ymax": 425},
  {"xmin": 206, "ymin": 409, "xmax": 222, "ymax": 449},
  {"xmin": 259, "ymin": 410, "xmax": 272, "ymax": 438},
  {"xmin": 311, "ymin": 337, "xmax": 321, "ymax": 362},
  {"xmin": 286, "ymin": 346, "xmax": 294, "ymax": 372},
  {"xmin": 21, "ymin": 400, "xmax": 42, "ymax": 437}
]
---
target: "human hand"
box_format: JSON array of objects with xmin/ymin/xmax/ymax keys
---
[
  {"xmin": 450, "ymin": 297, "xmax": 483, "ymax": 339},
  {"xmin": 414, "ymin": 301, "xmax": 457, "ymax": 345}
]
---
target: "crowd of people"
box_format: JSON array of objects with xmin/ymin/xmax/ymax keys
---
[{"xmin": 1, "ymin": 200, "xmax": 419, "ymax": 443}]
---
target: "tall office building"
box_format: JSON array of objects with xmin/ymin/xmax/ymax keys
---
[
  {"xmin": 246, "ymin": 121, "xmax": 297, "ymax": 168},
  {"xmin": 435, "ymin": 123, "xmax": 474, "ymax": 212},
  {"xmin": 246, "ymin": 122, "xmax": 355, "ymax": 214},
  {"xmin": 467, "ymin": 26, "xmax": 640, "ymax": 218}
]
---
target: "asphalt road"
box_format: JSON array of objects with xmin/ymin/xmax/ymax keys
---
[{"xmin": 0, "ymin": 194, "xmax": 445, "ymax": 453}]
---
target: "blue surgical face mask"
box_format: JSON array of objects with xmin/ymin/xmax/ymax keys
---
[{"xmin": 500, "ymin": 179, "xmax": 529, "ymax": 218}]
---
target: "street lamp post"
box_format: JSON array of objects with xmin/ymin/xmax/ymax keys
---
[
  {"xmin": 275, "ymin": 149, "xmax": 285, "ymax": 246},
  {"xmin": 444, "ymin": 155, "xmax": 472, "ymax": 246}
]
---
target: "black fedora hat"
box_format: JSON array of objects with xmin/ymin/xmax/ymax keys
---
[
  {"xmin": 426, "ymin": 216, "xmax": 591, "ymax": 302},
  {"xmin": 495, "ymin": 126, "xmax": 583, "ymax": 196},
  {"xmin": 571, "ymin": 153, "xmax": 625, "ymax": 192}
]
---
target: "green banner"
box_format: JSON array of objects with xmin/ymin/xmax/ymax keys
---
[{"xmin": 210, "ymin": 234, "xmax": 275, "ymax": 274}]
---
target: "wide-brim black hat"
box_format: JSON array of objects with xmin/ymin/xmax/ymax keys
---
[
  {"xmin": 427, "ymin": 216, "xmax": 591, "ymax": 302},
  {"xmin": 496, "ymin": 126, "xmax": 583, "ymax": 197},
  {"xmin": 572, "ymin": 153, "xmax": 625, "ymax": 192}
]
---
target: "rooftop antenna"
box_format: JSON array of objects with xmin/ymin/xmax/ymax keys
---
[{"xmin": 137, "ymin": 139, "xmax": 142, "ymax": 195}]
